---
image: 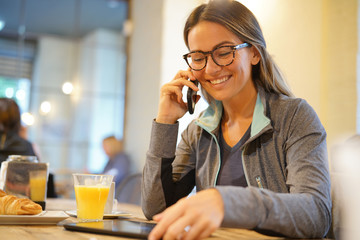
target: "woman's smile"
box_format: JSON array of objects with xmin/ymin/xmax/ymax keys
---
[{"xmin": 207, "ymin": 75, "xmax": 231, "ymax": 85}]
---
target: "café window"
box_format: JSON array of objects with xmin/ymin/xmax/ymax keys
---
[
  {"xmin": 0, "ymin": 0, "xmax": 129, "ymax": 175},
  {"xmin": 0, "ymin": 37, "xmax": 34, "ymax": 114}
]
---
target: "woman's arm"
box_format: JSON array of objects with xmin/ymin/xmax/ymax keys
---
[
  {"xmin": 142, "ymin": 120, "xmax": 196, "ymax": 219},
  {"xmin": 142, "ymin": 70, "xmax": 199, "ymax": 219}
]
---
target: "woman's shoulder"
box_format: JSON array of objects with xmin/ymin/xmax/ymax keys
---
[
  {"xmin": 266, "ymin": 92, "xmax": 325, "ymax": 131},
  {"xmin": 1, "ymin": 132, "xmax": 34, "ymax": 151},
  {"xmin": 267, "ymin": 92, "xmax": 316, "ymax": 115}
]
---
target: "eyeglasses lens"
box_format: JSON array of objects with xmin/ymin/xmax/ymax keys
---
[{"xmin": 187, "ymin": 46, "xmax": 234, "ymax": 70}]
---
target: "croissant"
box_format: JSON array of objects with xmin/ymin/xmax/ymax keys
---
[{"xmin": 0, "ymin": 189, "xmax": 42, "ymax": 215}]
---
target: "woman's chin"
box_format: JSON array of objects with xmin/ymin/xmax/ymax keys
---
[{"xmin": 208, "ymin": 92, "xmax": 229, "ymax": 102}]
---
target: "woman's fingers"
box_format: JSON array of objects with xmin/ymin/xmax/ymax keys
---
[
  {"xmin": 149, "ymin": 190, "xmax": 224, "ymax": 240},
  {"xmin": 151, "ymin": 205, "xmax": 218, "ymax": 240},
  {"xmin": 161, "ymin": 85, "xmax": 184, "ymax": 104},
  {"xmin": 183, "ymin": 216, "xmax": 218, "ymax": 240},
  {"xmin": 163, "ymin": 213, "xmax": 195, "ymax": 240},
  {"xmin": 168, "ymin": 77, "xmax": 199, "ymax": 92},
  {"xmin": 152, "ymin": 212, "xmax": 164, "ymax": 222},
  {"xmin": 149, "ymin": 203, "xmax": 185, "ymax": 240},
  {"xmin": 156, "ymin": 69, "xmax": 199, "ymax": 123},
  {"xmin": 161, "ymin": 77, "xmax": 198, "ymax": 102},
  {"xmin": 175, "ymin": 69, "xmax": 196, "ymax": 82}
]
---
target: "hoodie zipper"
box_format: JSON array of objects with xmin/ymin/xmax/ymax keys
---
[
  {"xmin": 207, "ymin": 131, "xmax": 221, "ymax": 187},
  {"xmin": 195, "ymin": 121, "xmax": 222, "ymax": 187},
  {"xmin": 241, "ymin": 144, "xmax": 250, "ymax": 186}
]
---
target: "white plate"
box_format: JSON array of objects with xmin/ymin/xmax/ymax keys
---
[
  {"xmin": 65, "ymin": 210, "xmax": 132, "ymax": 219},
  {"xmin": 0, "ymin": 211, "xmax": 69, "ymax": 225}
]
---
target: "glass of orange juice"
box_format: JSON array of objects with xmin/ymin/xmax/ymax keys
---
[
  {"xmin": 73, "ymin": 173, "xmax": 114, "ymax": 222},
  {"xmin": 29, "ymin": 170, "xmax": 48, "ymax": 210}
]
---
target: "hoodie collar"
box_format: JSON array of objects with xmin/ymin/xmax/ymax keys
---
[{"xmin": 195, "ymin": 87, "xmax": 271, "ymax": 137}]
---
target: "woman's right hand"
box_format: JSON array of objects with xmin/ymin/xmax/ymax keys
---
[{"xmin": 156, "ymin": 70, "xmax": 199, "ymax": 124}]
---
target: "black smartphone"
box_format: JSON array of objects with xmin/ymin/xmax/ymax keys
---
[
  {"xmin": 63, "ymin": 220, "xmax": 156, "ymax": 239},
  {"xmin": 187, "ymin": 79, "xmax": 199, "ymax": 114}
]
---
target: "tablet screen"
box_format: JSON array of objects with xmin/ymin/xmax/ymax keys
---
[{"xmin": 63, "ymin": 219, "xmax": 156, "ymax": 239}]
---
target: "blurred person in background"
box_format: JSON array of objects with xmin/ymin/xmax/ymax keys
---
[
  {"xmin": 0, "ymin": 97, "xmax": 57, "ymax": 198},
  {"xmin": 0, "ymin": 97, "xmax": 36, "ymax": 165},
  {"xmin": 102, "ymin": 136, "xmax": 130, "ymax": 188},
  {"xmin": 142, "ymin": 0, "xmax": 331, "ymax": 239}
]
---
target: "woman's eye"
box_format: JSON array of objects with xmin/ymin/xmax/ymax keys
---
[
  {"xmin": 192, "ymin": 55, "xmax": 205, "ymax": 62},
  {"xmin": 217, "ymin": 51, "xmax": 232, "ymax": 58},
  {"xmin": 193, "ymin": 57, "xmax": 204, "ymax": 62}
]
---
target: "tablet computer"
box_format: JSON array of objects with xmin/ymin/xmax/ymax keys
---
[{"xmin": 63, "ymin": 219, "xmax": 156, "ymax": 239}]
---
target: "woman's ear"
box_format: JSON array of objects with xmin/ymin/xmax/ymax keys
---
[{"xmin": 250, "ymin": 46, "xmax": 261, "ymax": 65}]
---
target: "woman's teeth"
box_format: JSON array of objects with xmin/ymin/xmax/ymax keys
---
[{"xmin": 210, "ymin": 76, "xmax": 229, "ymax": 85}]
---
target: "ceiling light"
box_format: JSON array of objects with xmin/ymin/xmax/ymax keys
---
[
  {"xmin": 5, "ymin": 88, "xmax": 14, "ymax": 98},
  {"xmin": 16, "ymin": 89, "xmax": 26, "ymax": 100},
  {"xmin": 40, "ymin": 101, "xmax": 51, "ymax": 115},
  {"xmin": 62, "ymin": 82, "xmax": 74, "ymax": 95},
  {"xmin": 21, "ymin": 112, "xmax": 35, "ymax": 126}
]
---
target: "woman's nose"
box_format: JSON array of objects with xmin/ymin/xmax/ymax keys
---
[{"xmin": 204, "ymin": 56, "xmax": 222, "ymax": 75}]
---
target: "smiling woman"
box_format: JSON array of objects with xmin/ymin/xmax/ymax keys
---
[
  {"xmin": 0, "ymin": 0, "xmax": 129, "ymax": 195},
  {"xmin": 142, "ymin": 0, "xmax": 332, "ymax": 239}
]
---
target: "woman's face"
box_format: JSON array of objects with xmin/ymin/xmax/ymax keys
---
[{"xmin": 187, "ymin": 21, "xmax": 260, "ymax": 102}]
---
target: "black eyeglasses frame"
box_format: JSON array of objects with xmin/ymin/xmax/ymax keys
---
[{"xmin": 183, "ymin": 42, "xmax": 250, "ymax": 71}]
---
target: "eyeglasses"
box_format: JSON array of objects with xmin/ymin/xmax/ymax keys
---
[{"xmin": 183, "ymin": 43, "xmax": 250, "ymax": 71}]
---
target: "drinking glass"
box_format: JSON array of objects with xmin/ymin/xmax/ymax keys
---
[
  {"xmin": 73, "ymin": 173, "xmax": 113, "ymax": 222},
  {"xmin": 29, "ymin": 170, "xmax": 48, "ymax": 210},
  {"xmin": 104, "ymin": 181, "xmax": 117, "ymax": 214}
]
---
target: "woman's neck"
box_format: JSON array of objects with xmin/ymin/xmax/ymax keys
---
[{"xmin": 221, "ymin": 81, "xmax": 257, "ymax": 123}]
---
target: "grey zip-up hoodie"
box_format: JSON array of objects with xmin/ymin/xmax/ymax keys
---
[{"xmin": 142, "ymin": 87, "xmax": 331, "ymax": 238}]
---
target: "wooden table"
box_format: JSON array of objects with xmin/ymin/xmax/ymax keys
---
[{"xmin": 0, "ymin": 198, "xmax": 300, "ymax": 240}]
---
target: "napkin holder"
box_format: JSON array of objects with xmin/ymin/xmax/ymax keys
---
[{"xmin": 0, "ymin": 155, "xmax": 48, "ymax": 199}]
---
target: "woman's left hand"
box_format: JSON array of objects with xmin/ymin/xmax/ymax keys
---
[{"xmin": 148, "ymin": 188, "xmax": 224, "ymax": 240}]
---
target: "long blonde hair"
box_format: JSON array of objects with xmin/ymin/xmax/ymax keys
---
[{"xmin": 183, "ymin": 0, "xmax": 294, "ymax": 103}]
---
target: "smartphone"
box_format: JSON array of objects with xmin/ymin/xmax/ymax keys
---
[
  {"xmin": 187, "ymin": 79, "xmax": 199, "ymax": 114},
  {"xmin": 63, "ymin": 219, "xmax": 156, "ymax": 239}
]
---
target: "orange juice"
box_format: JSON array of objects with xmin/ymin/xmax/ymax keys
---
[
  {"xmin": 74, "ymin": 185, "xmax": 110, "ymax": 221},
  {"xmin": 30, "ymin": 177, "xmax": 47, "ymax": 201}
]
